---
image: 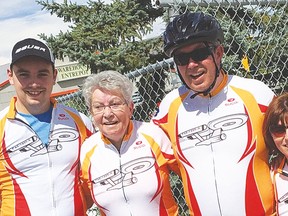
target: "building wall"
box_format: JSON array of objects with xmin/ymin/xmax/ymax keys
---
[{"xmin": 0, "ymin": 58, "xmax": 91, "ymax": 110}]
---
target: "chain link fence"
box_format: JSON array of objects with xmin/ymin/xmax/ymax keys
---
[{"xmin": 57, "ymin": 1, "xmax": 287, "ymax": 215}]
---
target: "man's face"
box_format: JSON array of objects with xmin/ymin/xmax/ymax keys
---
[
  {"xmin": 7, "ymin": 56, "xmax": 57, "ymax": 114},
  {"xmin": 174, "ymin": 42, "xmax": 224, "ymax": 93}
]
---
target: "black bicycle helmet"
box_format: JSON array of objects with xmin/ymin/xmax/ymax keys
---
[{"xmin": 163, "ymin": 11, "xmax": 224, "ymax": 57}]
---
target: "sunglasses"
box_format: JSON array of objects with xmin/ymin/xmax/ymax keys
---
[
  {"xmin": 173, "ymin": 46, "xmax": 214, "ymax": 66},
  {"xmin": 269, "ymin": 124, "xmax": 288, "ymax": 137}
]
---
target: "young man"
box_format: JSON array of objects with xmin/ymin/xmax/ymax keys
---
[
  {"xmin": 0, "ymin": 38, "xmax": 94, "ymax": 216},
  {"xmin": 152, "ymin": 12, "xmax": 276, "ymax": 215}
]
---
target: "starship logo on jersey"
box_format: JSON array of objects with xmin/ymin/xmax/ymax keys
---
[
  {"xmin": 178, "ymin": 113, "xmax": 248, "ymax": 148},
  {"xmin": 92, "ymin": 157, "xmax": 155, "ymax": 191},
  {"xmin": 6, "ymin": 128, "xmax": 79, "ymax": 157}
]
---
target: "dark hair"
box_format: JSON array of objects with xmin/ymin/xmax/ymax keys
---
[
  {"xmin": 163, "ymin": 11, "xmax": 224, "ymax": 57},
  {"xmin": 263, "ymin": 92, "xmax": 288, "ymax": 167}
]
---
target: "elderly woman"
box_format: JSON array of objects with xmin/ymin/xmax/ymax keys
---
[
  {"xmin": 80, "ymin": 70, "xmax": 179, "ymax": 216},
  {"xmin": 263, "ymin": 92, "xmax": 288, "ymax": 215}
]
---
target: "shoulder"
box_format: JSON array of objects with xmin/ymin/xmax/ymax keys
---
[
  {"xmin": 0, "ymin": 106, "xmax": 10, "ymax": 119},
  {"xmin": 133, "ymin": 120, "xmax": 168, "ymax": 141},
  {"xmin": 162, "ymin": 85, "xmax": 188, "ymax": 102},
  {"xmin": 154, "ymin": 85, "xmax": 188, "ymax": 116},
  {"xmin": 56, "ymin": 103, "xmax": 94, "ymax": 131},
  {"xmin": 56, "ymin": 103, "xmax": 78, "ymax": 113},
  {"xmin": 56, "ymin": 103, "xmax": 88, "ymax": 119},
  {"xmin": 82, "ymin": 132, "xmax": 101, "ymax": 150},
  {"xmin": 228, "ymin": 75, "xmax": 275, "ymax": 105},
  {"xmin": 229, "ymin": 75, "xmax": 272, "ymax": 91},
  {"xmin": 132, "ymin": 120, "xmax": 172, "ymax": 151},
  {"xmin": 83, "ymin": 131, "xmax": 100, "ymax": 144},
  {"xmin": 80, "ymin": 132, "xmax": 101, "ymax": 163}
]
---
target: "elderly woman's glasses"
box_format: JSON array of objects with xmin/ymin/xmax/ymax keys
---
[
  {"xmin": 92, "ymin": 101, "xmax": 127, "ymax": 114},
  {"xmin": 173, "ymin": 46, "xmax": 214, "ymax": 66},
  {"xmin": 269, "ymin": 124, "xmax": 288, "ymax": 137}
]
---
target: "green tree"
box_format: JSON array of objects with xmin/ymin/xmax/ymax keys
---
[{"xmin": 37, "ymin": 0, "xmax": 165, "ymax": 73}]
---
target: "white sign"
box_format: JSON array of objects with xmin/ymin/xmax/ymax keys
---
[{"xmin": 57, "ymin": 63, "xmax": 91, "ymax": 81}]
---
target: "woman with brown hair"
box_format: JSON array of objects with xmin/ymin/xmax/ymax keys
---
[{"xmin": 263, "ymin": 92, "xmax": 288, "ymax": 215}]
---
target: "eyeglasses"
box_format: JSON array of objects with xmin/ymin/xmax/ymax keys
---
[
  {"xmin": 92, "ymin": 101, "xmax": 127, "ymax": 114},
  {"xmin": 173, "ymin": 46, "xmax": 214, "ymax": 66},
  {"xmin": 269, "ymin": 124, "xmax": 288, "ymax": 137}
]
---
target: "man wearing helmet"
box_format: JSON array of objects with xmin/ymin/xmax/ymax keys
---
[{"xmin": 152, "ymin": 11, "xmax": 276, "ymax": 215}]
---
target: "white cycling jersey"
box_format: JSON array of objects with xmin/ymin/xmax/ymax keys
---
[
  {"xmin": 152, "ymin": 72, "xmax": 276, "ymax": 216},
  {"xmin": 80, "ymin": 120, "xmax": 179, "ymax": 216},
  {"xmin": 272, "ymin": 158, "xmax": 288, "ymax": 215},
  {"xmin": 0, "ymin": 97, "xmax": 94, "ymax": 216}
]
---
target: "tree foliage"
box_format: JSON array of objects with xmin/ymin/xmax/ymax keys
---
[
  {"xmin": 223, "ymin": 5, "xmax": 287, "ymax": 94},
  {"xmin": 36, "ymin": 0, "xmax": 165, "ymax": 73}
]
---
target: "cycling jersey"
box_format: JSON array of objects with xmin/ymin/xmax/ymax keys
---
[
  {"xmin": 272, "ymin": 158, "xmax": 288, "ymax": 215},
  {"xmin": 152, "ymin": 73, "xmax": 276, "ymax": 215},
  {"xmin": 80, "ymin": 120, "xmax": 179, "ymax": 216},
  {"xmin": 0, "ymin": 97, "xmax": 94, "ymax": 216}
]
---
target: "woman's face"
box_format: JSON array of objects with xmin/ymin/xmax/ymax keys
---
[
  {"xmin": 90, "ymin": 88, "xmax": 134, "ymax": 145},
  {"xmin": 270, "ymin": 117, "xmax": 288, "ymax": 158}
]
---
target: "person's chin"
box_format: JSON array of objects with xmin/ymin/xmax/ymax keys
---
[
  {"xmin": 26, "ymin": 98, "xmax": 41, "ymax": 104},
  {"xmin": 103, "ymin": 125, "xmax": 119, "ymax": 133},
  {"xmin": 29, "ymin": 98, "xmax": 44, "ymax": 104},
  {"xmin": 190, "ymin": 83, "xmax": 206, "ymax": 91}
]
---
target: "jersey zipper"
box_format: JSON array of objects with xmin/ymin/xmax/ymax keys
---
[
  {"xmin": 208, "ymin": 94, "xmax": 223, "ymax": 215},
  {"xmin": 48, "ymin": 108, "xmax": 57, "ymax": 215},
  {"xmin": 208, "ymin": 93, "xmax": 212, "ymax": 115},
  {"xmin": 48, "ymin": 152, "xmax": 57, "ymax": 215},
  {"xmin": 211, "ymin": 143, "xmax": 223, "ymax": 215},
  {"xmin": 117, "ymin": 143, "xmax": 133, "ymax": 215}
]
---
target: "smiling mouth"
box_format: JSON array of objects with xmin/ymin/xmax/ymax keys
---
[
  {"xmin": 191, "ymin": 72, "xmax": 205, "ymax": 79},
  {"xmin": 104, "ymin": 121, "xmax": 117, "ymax": 125},
  {"xmin": 26, "ymin": 91, "xmax": 43, "ymax": 96}
]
